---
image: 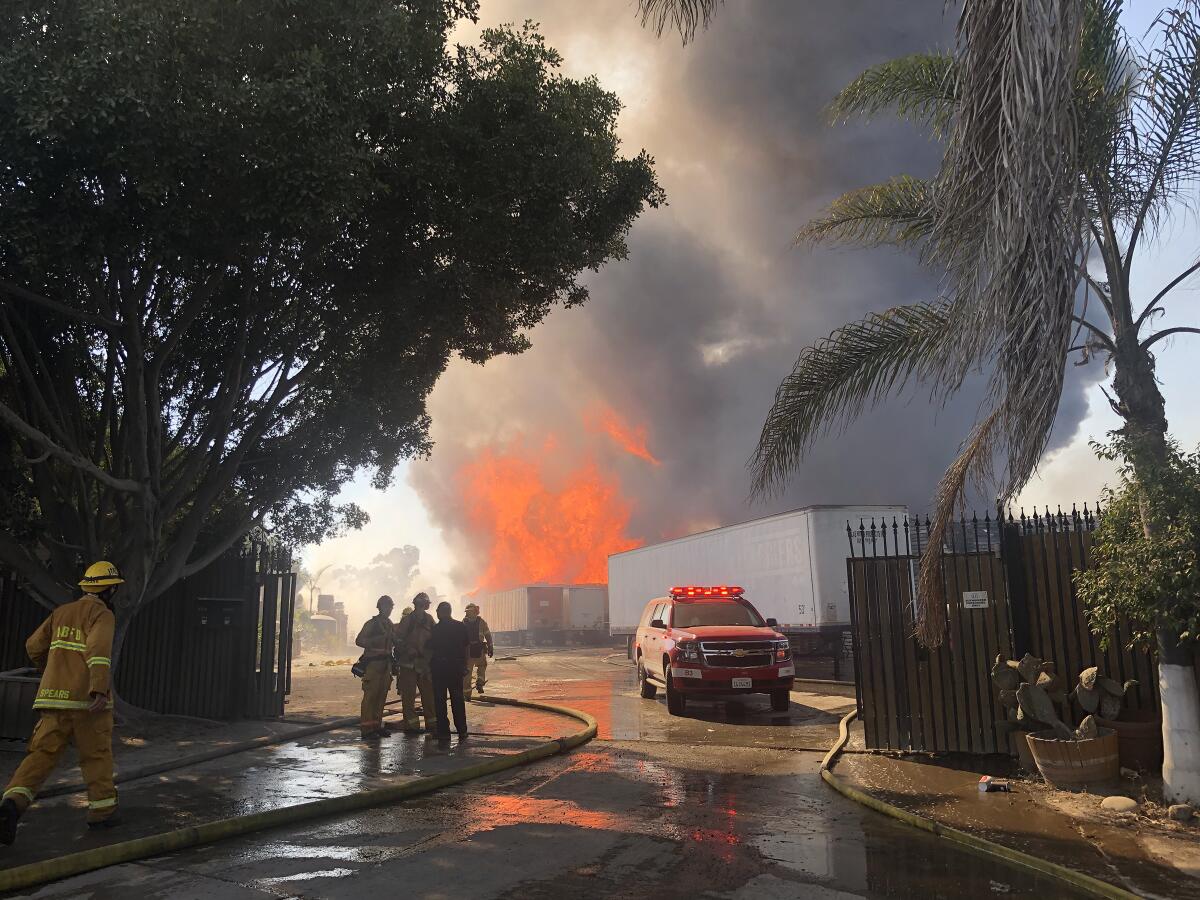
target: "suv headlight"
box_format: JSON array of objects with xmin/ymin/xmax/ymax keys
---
[
  {"xmin": 773, "ymin": 640, "xmax": 791, "ymax": 662},
  {"xmin": 676, "ymin": 641, "xmax": 701, "ymax": 662}
]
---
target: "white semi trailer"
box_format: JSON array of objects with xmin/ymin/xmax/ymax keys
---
[{"xmin": 608, "ymin": 505, "xmax": 907, "ymax": 660}]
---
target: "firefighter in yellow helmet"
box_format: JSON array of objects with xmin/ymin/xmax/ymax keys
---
[
  {"xmin": 1, "ymin": 561, "xmax": 121, "ymax": 845},
  {"xmin": 463, "ymin": 602, "xmax": 493, "ymax": 701}
]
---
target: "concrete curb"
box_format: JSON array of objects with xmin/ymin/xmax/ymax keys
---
[
  {"xmin": 820, "ymin": 709, "xmax": 1138, "ymax": 900},
  {"xmin": 0, "ymin": 696, "xmax": 597, "ymax": 893}
]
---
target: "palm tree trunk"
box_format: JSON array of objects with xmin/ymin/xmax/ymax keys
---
[{"xmin": 1114, "ymin": 339, "xmax": 1200, "ymax": 805}]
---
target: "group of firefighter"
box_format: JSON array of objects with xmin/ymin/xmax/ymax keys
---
[
  {"xmin": 354, "ymin": 592, "xmax": 494, "ymax": 740},
  {"xmin": 0, "ymin": 562, "xmax": 496, "ymax": 849}
]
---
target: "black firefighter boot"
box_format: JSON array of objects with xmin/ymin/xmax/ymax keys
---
[{"xmin": 0, "ymin": 798, "xmax": 20, "ymax": 846}]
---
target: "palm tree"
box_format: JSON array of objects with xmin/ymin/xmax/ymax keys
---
[{"xmin": 643, "ymin": 0, "xmax": 1200, "ymax": 804}]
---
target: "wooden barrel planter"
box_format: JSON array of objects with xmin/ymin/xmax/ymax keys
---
[
  {"xmin": 1097, "ymin": 710, "xmax": 1163, "ymax": 773},
  {"xmin": 1026, "ymin": 728, "xmax": 1120, "ymax": 788}
]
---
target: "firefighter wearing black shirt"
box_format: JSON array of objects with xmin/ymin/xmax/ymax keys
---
[{"xmin": 429, "ymin": 601, "xmax": 469, "ymax": 738}]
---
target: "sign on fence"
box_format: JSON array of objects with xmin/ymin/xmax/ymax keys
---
[{"xmin": 962, "ymin": 591, "xmax": 989, "ymax": 609}]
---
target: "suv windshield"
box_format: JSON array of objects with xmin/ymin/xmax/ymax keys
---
[{"xmin": 672, "ymin": 602, "xmax": 764, "ymax": 629}]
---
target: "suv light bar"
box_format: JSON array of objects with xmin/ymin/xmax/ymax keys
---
[{"xmin": 669, "ymin": 585, "xmax": 744, "ymax": 599}]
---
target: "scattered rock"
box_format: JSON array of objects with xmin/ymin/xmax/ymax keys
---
[
  {"xmin": 1168, "ymin": 804, "xmax": 1194, "ymax": 823},
  {"xmin": 1100, "ymin": 795, "xmax": 1139, "ymax": 814}
]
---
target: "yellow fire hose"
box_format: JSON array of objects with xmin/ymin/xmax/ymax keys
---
[
  {"xmin": 0, "ymin": 695, "xmax": 596, "ymax": 894},
  {"xmin": 820, "ymin": 709, "xmax": 1139, "ymax": 900}
]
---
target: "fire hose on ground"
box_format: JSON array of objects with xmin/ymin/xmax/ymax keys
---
[
  {"xmin": 0, "ymin": 696, "xmax": 597, "ymax": 894},
  {"xmin": 820, "ymin": 709, "xmax": 1138, "ymax": 900}
]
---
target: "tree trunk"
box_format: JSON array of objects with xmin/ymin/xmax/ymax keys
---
[{"xmin": 1114, "ymin": 339, "xmax": 1200, "ymax": 805}]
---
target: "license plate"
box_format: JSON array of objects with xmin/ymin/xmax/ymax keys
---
[
  {"xmin": 731, "ymin": 677, "xmax": 752, "ymax": 689},
  {"xmin": 778, "ymin": 666, "xmax": 795, "ymax": 677},
  {"xmin": 675, "ymin": 668, "xmax": 702, "ymax": 679}
]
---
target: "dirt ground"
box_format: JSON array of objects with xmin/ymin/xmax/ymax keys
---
[
  {"xmin": 834, "ymin": 738, "xmax": 1200, "ymax": 896},
  {"xmin": 284, "ymin": 652, "xmax": 363, "ymax": 719}
]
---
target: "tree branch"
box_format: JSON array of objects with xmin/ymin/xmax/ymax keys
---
[
  {"xmin": 0, "ymin": 398, "xmax": 142, "ymax": 493},
  {"xmin": 1135, "ymin": 258, "xmax": 1200, "ymax": 330},
  {"xmin": 175, "ymin": 511, "xmax": 263, "ymax": 584},
  {"xmin": 0, "ymin": 530, "xmax": 71, "ymax": 609},
  {"xmin": 1140, "ymin": 326, "xmax": 1200, "ymax": 349},
  {"xmin": 0, "ymin": 280, "xmax": 121, "ymax": 334},
  {"xmin": 1070, "ymin": 316, "xmax": 1116, "ymax": 351}
]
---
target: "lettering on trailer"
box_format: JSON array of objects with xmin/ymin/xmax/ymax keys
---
[
  {"xmin": 962, "ymin": 591, "xmax": 989, "ymax": 609},
  {"xmin": 748, "ymin": 533, "xmax": 807, "ymax": 574}
]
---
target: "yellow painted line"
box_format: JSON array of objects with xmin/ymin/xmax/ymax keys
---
[
  {"xmin": 0, "ymin": 696, "xmax": 596, "ymax": 893},
  {"xmin": 820, "ymin": 710, "xmax": 1138, "ymax": 900}
]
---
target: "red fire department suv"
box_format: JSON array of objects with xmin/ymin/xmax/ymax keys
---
[{"xmin": 634, "ymin": 586, "xmax": 794, "ymax": 716}]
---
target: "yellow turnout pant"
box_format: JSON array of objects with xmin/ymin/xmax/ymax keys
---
[
  {"xmin": 359, "ymin": 659, "xmax": 392, "ymax": 735},
  {"xmin": 3, "ymin": 710, "xmax": 116, "ymax": 822},
  {"xmin": 396, "ymin": 667, "xmax": 432, "ymax": 730},
  {"xmin": 464, "ymin": 655, "xmax": 488, "ymax": 699}
]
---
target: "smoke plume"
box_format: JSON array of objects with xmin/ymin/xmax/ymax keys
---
[{"xmin": 411, "ymin": 0, "xmax": 1098, "ymax": 594}]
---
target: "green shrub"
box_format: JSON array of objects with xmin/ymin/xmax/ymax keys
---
[{"xmin": 1076, "ymin": 439, "xmax": 1200, "ymax": 652}]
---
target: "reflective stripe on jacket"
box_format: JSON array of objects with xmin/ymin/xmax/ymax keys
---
[{"xmin": 26, "ymin": 595, "xmax": 115, "ymax": 710}]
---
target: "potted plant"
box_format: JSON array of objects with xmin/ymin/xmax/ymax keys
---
[
  {"xmin": 992, "ymin": 653, "xmax": 1120, "ymax": 787},
  {"xmin": 991, "ymin": 653, "xmax": 1070, "ymax": 770},
  {"xmin": 1074, "ymin": 666, "xmax": 1161, "ymax": 772}
]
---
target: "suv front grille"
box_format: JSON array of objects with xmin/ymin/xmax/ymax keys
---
[{"xmin": 698, "ymin": 641, "xmax": 774, "ymax": 669}]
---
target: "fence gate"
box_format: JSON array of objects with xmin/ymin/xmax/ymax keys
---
[
  {"xmin": 848, "ymin": 507, "xmax": 1159, "ymax": 756},
  {"xmin": 848, "ymin": 515, "xmax": 1013, "ymax": 753}
]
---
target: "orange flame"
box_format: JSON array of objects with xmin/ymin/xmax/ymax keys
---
[
  {"xmin": 458, "ymin": 441, "xmax": 642, "ymax": 591},
  {"xmin": 587, "ymin": 405, "xmax": 661, "ymax": 465}
]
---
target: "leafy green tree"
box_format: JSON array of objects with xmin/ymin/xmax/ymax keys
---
[
  {"xmin": 645, "ymin": 0, "xmax": 1200, "ymax": 803},
  {"xmin": 0, "ymin": 0, "xmax": 663, "ymax": 646},
  {"xmin": 1078, "ymin": 439, "xmax": 1200, "ymax": 654}
]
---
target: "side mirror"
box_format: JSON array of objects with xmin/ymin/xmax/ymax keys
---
[
  {"xmin": 649, "ymin": 619, "xmax": 666, "ymax": 630},
  {"xmin": 766, "ymin": 618, "xmax": 778, "ymax": 627}
]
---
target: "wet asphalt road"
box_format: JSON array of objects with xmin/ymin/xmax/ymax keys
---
[{"xmin": 8, "ymin": 649, "xmax": 1088, "ymax": 899}]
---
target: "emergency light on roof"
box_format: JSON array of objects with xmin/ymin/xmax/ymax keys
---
[{"xmin": 669, "ymin": 585, "xmax": 744, "ymax": 599}]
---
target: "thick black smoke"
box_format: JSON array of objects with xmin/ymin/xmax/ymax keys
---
[{"xmin": 412, "ymin": 0, "xmax": 1097, "ymax": 587}]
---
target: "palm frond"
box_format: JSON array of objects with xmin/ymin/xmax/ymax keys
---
[
  {"xmin": 1126, "ymin": 2, "xmax": 1200, "ymax": 250},
  {"xmin": 915, "ymin": 404, "xmax": 1004, "ymax": 645},
  {"xmin": 828, "ymin": 53, "xmax": 957, "ymax": 136},
  {"xmin": 927, "ymin": 2, "xmax": 1088, "ymax": 502},
  {"xmin": 637, "ymin": 0, "xmax": 723, "ymax": 44},
  {"xmin": 797, "ymin": 176, "xmax": 934, "ymax": 249},
  {"xmin": 750, "ymin": 301, "xmax": 958, "ymax": 499}
]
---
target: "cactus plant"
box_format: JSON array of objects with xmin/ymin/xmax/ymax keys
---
[
  {"xmin": 991, "ymin": 653, "xmax": 1074, "ymax": 740},
  {"xmin": 1073, "ymin": 666, "xmax": 1138, "ymax": 721}
]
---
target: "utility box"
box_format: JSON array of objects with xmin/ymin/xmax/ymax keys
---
[
  {"xmin": 0, "ymin": 668, "xmax": 39, "ymax": 742},
  {"xmin": 196, "ymin": 597, "xmax": 241, "ymax": 628}
]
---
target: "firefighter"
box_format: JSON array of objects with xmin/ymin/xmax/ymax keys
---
[
  {"xmin": 430, "ymin": 601, "xmax": 469, "ymax": 739},
  {"xmin": 1, "ymin": 561, "xmax": 121, "ymax": 846},
  {"xmin": 355, "ymin": 595, "xmax": 395, "ymax": 739},
  {"xmin": 392, "ymin": 592, "xmax": 435, "ymax": 734},
  {"xmin": 462, "ymin": 602, "xmax": 493, "ymax": 701}
]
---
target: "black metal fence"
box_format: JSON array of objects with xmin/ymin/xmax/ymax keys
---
[
  {"xmin": 847, "ymin": 507, "xmax": 1158, "ymax": 754},
  {"xmin": 0, "ymin": 538, "xmax": 295, "ymax": 726}
]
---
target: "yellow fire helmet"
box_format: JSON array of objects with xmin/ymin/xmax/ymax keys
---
[{"xmin": 79, "ymin": 560, "xmax": 125, "ymax": 593}]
